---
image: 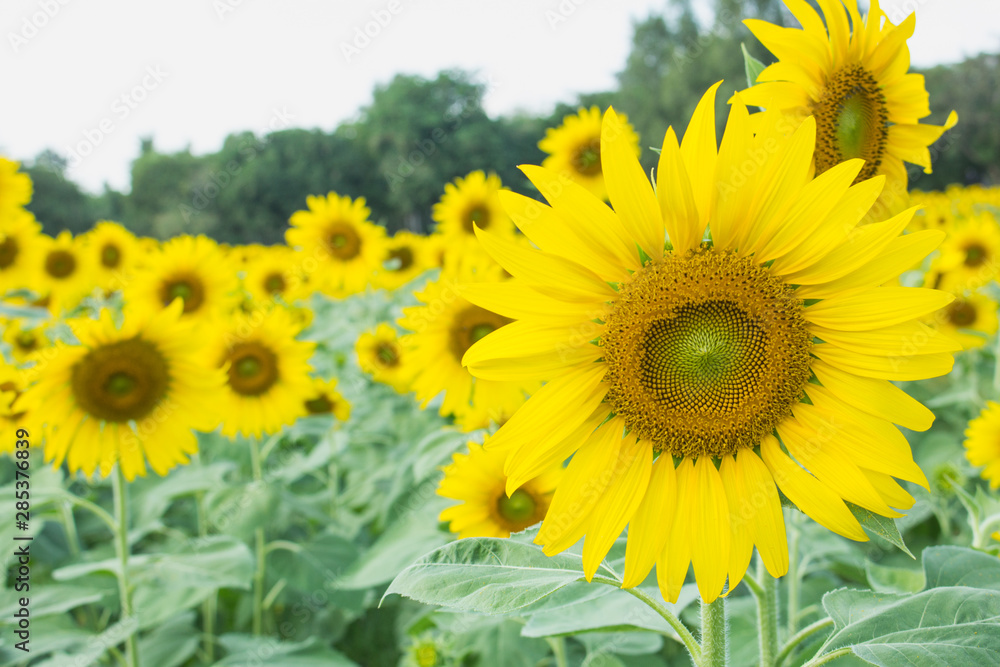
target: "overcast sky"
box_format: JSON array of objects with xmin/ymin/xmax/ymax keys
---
[{"xmin": 2, "ymin": 0, "xmax": 997, "ymax": 193}]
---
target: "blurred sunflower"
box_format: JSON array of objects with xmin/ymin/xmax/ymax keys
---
[
  {"xmin": 355, "ymin": 323, "xmax": 414, "ymax": 393},
  {"xmin": 464, "ymin": 88, "xmax": 955, "ymax": 603},
  {"xmin": 742, "ymin": 0, "xmax": 957, "ymax": 216},
  {"xmin": 539, "ymin": 106, "xmax": 640, "ymax": 202},
  {"xmin": 0, "ymin": 214, "xmax": 44, "ymax": 295},
  {"xmin": 81, "ymin": 221, "xmax": 139, "ymax": 294},
  {"xmin": 965, "ymin": 402, "xmax": 1000, "ymax": 489},
  {"xmin": 127, "ymin": 235, "xmax": 240, "ymax": 322},
  {"xmin": 926, "ymin": 213, "xmax": 1000, "ymax": 293},
  {"xmin": 931, "ymin": 292, "xmax": 998, "ymax": 350},
  {"xmin": 36, "ymin": 231, "xmax": 97, "ymax": 313},
  {"xmin": 438, "ymin": 439, "xmax": 562, "ymax": 539},
  {"xmin": 377, "ymin": 231, "xmax": 430, "ymax": 290},
  {"xmin": 0, "ymin": 363, "xmax": 29, "ymax": 454},
  {"xmin": 0, "ymin": 158, "xmax": 33, "ymax": 213},
  {"xmin": 302, "ymin": 377, "xmax": 351, "ymax": 422},
  {"xmin": 20, "ymin": 301, "xmax": 224, "ymax": 480},
  {"xmin": 207, "ymin": 307, "xmax": 316, "ymax": 438},
  {"xmin": 242, "ymin": 245, "xmax": 308, "ymax": 306},
  {"xmin": 432, "ymin": 171, "xmax": 514, "ymax": 245},
  {"xmin": 2, "ymin": 320, "xmax": 48, "ymax": 364},
  {"xmin": 398, "ymin": 256, "xmax": 537, "ymax": 431},
  {"xmin": 286, "ymin": 192, "xmax": 386, "ymax": 297}
]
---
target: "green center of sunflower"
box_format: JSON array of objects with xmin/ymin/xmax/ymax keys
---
[
  {"xmin": 375, "ymin": 342, "xmax": 400, "ymax": 367},
  {"xmin": 304, "ymin": 394, "xmax": 334, "ymax": 415},
  {"xmin": 101, "ymin": 244, "xmax": 121, "ymax": 268},
  {"xmin": 45, "ymin": 250, "xmax": 77, "ymax": 279},
  {"xmin": 326, "ymin": 223, "xmax": 362, "ymax": 261},
  {"xmin": 225, "ymin": 342, "xmax": 279, "ymax": 396},
  {"xmin": 947, "ymin": 300, "xmax": 977, "ymax": 327},
  {"xmin": 263, "ymin": 273, "xmax": 285, "ymax": 294},
  {"xmin": 448, "ymin": 306, "xmax": 512, "ymax": 362},
  {"xmin": 0, "ymin": 237, "xmax": 19, "ymax": 269},
  {"xmin": 72, "ymin": 337, "xmax": 170, "ymax": 422},
  {"xmin": 497, "ymin": 488, "xmax": 536, "ymax": 524},
  {"xmin": 386, "ymin": 246, "xmax": 415, "ymax": 272},
  {"xmin": 15, "ymin": 331, "xmax": 37, "ymax": 351},
  {"xmin": 602, "ymin": 247, "xmax": 812, "ymax": 458},
  {"xmin": 463, "ymin": 205, "xmax": 491, "ymax": 234},
  {"xmin": 813, "ymin": 64, "xmax": 889, "ymax": 182},
  {"xmin": 964, "ymin": 243, "xmax": 988, "ymax": 267},
  {"xmin": 160, "ymin": 275, "xmax": 205, "ymax": 313},
  {"xmin": 573, "ymin": 140, "xmax": 602, "ymax": 177}
]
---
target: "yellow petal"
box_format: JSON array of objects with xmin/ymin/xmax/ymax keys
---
[
  {"xmin": 505, "ymin": 408, "xmax": 607, "ymax": 494},
  {"xmin": 656, "ymin": 126, "xmax": 702, "ymax": 254},
  {"xmin": 811, "ymin": 320, "xmax": 961, "ymax": 357},
  {"xmin": 623, "ymin": 451, "xmax": 677, "ymax": 588},
  {"xmin": 738, "ymin": 450, "xmax": 788, "ymax": 578},
  {"xmin": 658, "ymin": 457, "xmax": 694, "ymax": 603},
  {"xmin": 804, "ymin": 287, "xmax": 955, "ymax": 331},
  {"xmin": 690, "ymin": 457, "xmax": 730, "ymax": 603},
  {"xmin": 719, "ymin": 454, "xmax": 753, "ymax": 593},
  {"xmin": 463, "ymin": 320, "xmax": 604, "ymax": 367},
  {"xmin": 459, "ymin": 281, "xmax": 610, "ymax": 324},
  {"xmin": 713, "ymin": 94, "xmax": 753, "ymax": 251},
  {"xmin": 681, "ymin": 82, "xmax": 722, "ymax": 232},
  {"xmin": 812, "ymin": 343, "xmax": 954, "ymax": 381},
  {"xmin": 863, "ymin": 469, "xmax": 916, "ymax": 511},
  {"xmin": 810, "ymin": 359, "xmax": 935, "ymax": 432}
]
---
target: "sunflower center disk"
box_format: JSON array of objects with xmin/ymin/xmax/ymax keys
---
[
  {"xmin": 573, "ymin": 140, "xmax": 602, "ymax": 176},
  {"xmin": 264, "ymin": 273, "xmax": 286, "ymax": 293},
  {"xmin": 101, "ymin": 244, "xmax": 121, "ymax": 268},
  {"xmin": 495, "ymin": 488, "xmax": 542, "ymax": 533},
  {"xmin": 226, "ymin": 343, "xmax": 279, "ymax": 396},
  {"xmin": 602, "ymin": 248, "xmax": 813, "ymax": 458},
  {"xmin": 386, "ymin": 246, "xmax": 414, "ymax": 271},
  {"xmin": 448, "ymin": 306, "xmax": 512, "ymax": 362},
  {"xmin": 325, "ymin": 223, "xmax": 362, "ymax": 260},
  {"xmin": 813, "ymin": 64, "xmax": 889, "ymax": 182},
  {"xmin": 305, "ymin": 394, "xmax": 334, "ymax": 415},
  {"xmin": 964, "ymin": 243, "xmax": 988, "ymax": 267},
  {"xmin": 376, "ymin": 342, "xmax": 400, "ymax": 367},
  {"xmin": 463, "ymin": 206, "xmax": 491, "ymax": 233},
  {"xmin": 71, "ymin": 337, "xmax": 170, "ymax": 422},
  {"xmin": 947, "ymin": 301, "xmax": 977, "ymax": 327},
  {"xmin": 46, "ymin": 250, "xmax": 77, "ymax": 279},
  {"xmin": 0, "ymin": 237, "xmax": 19, "ymax": 269},
  {"xmin": 160, "ymin": 275, "xmax": 205, "ymax": 313}
]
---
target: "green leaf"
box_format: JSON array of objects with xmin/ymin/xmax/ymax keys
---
[
  {"xmin": 383, "ymin": 538, "xmax": 586, "ymax": 614},
  {"xmin": 0, "ymin": 583, "xmax": 107, "ymax": 619},
  {"xmin": 741, "ymin": 43, "xmax": 766, "ymax": 88},
  {"xmin": 865, "ymin": 561, "xmax": 925, "ymax": 594},
  {"xmin": 848, "ymin": 503, "xmax": 913, "ymax": 558},
  {"xmin": 137, "ymin": 612, "xmax": 200, "ymax": 667},
  {"xmin": 452, "ymin": 616, "xmax": 551, "ymax": 667},
  {"xmin": 923, "ymin": 545, "xmax": 1000, "ymax": 590},
  {"xmin": 215, "ymin": 634, "xmax": 358, "ymax": 666}
]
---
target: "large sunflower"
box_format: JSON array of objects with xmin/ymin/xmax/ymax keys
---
[
  {"xmin": 127, "ymin": 235, "xmax": 240, "ymax": 322},
  {"xmin": 538, "ymin": 106, "xmax": 640, "ymax": 202},
  {"xmin": 398, "ymin": 255, "xmax": 538, "ymax": 431},
  {"xmin": 285, "ymin": 192, "xmax": 386, "ymax": 297},
  {"xmin": 432, "ymin": 171, "xmax": 514, "ymax": 246},
  {"xmin": 438, "ymin": 439, "xmax": 562, "ymax": 539},
  {"xmin": 206, "ymin": 307, "xmax": 316, "ymax": 438},
  {"xmin": 742, "ymin": 0, "xmax": 957, "ymax": 217},
  {"xmin": 19, "ymin": 301, "xmax": 224, "ymax": 480},
  {"xmin": 463, "ymin": 88, "xmax": 957, "ymax": 603}
]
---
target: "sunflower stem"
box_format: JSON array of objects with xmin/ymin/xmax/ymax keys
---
[
  {"xmin": 196, "ymin": 489, "xmax": 216, "ymax": 663},
  {"xmin": 801, "ymin": 647, "xmax": 853, "ymax": 667},
  {"xmin": 112, "ymin": 466, "xmax": 140, "ymax": 667},
  {"xmin": 545, "ymin": 637, "xmax": 568, "ymax": 667},
  {"xmin": 775, "ymin": 618, "xmax": 834, "ymax": 667},
  {"xmin": 249, "ymin": 437, "xmax": 266, "ymax": 635},
  {"xmin": 787, "ymin": 511, "xmax": 802, "ymax": 637},
  {"xmin": 700, "ymin": 596, "xmax": 727, "ymax": 667},
  {"xmin": 592, "ymin": 576, "xmax": 700, "ymax": 662},
  {"xmin": 756, "ymin": 559, "xmax": 780, "ymax": 667}
]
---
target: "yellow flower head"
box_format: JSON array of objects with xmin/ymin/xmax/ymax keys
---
[
  {"xmin": 965, "ymin": 402, "xmax": 1000, "ymax": 489},
  {"xmin": 925, "ymin": 212, "xmax": 1000, "ymax": 294},
  {"xmin": 2, "ymin": 319, "xmax": 50, "ymax": 364},
  {"xmin": 929, "ymin": 292, "xmax": 999, "ymax": 351},
  {"xmin": 539, "ymin": 106, "xmax": 640, "ymax": 202},
  {"xmin": 241, "ymin": 245, "xmax": 311, "ymax": 306},
  {"xmin": 438, "ymin": 439, "xmax": 562, "ymax": 539},
  {"xmin": 19, "ymin": 301, "xmax": 225, "ymax": 480},
  {"xmin": 80, "ymin": 221, "xmax": 140, "ymax": 294},
  {"xmin": 375, "ymin": 230, "xmax": 431, "ymax": 290},
  {"xmin": 355, "ymin": 323, "xmax": 414, "ymax": 394},
  {"xmin": 285, "ymin": 192, "xmax": 387, "ymax": 297},
  {"xmin": 742, "ymin": 0, "xmax": 957, "ymax": 218},
  {"xmin": 36, "ymin": 231, "xmax": 97, "ymax": 314},
  {"xmin": 432, "ymin": 171, "xmax": 514, "ymax": 245},
  {"xmin": 0, "ymin": 158, "xmax": 33, "ymax": 213},
  {"xmin": 0, "ymin": 212, "xmax": 42, "ymax": 295},
  {"xmin": 302, "ymin": 376, "xmax": 351, "ymax": 422},
  {"xmin": 207, "ymin": 307, "xmax": 316, "ymax": 438},
  {"xmin": 464, "ymin": 86, "xmax": 958, "ymax": 604},
  {"xmin": 0, "ymin": 362, "xmax": 30, "ymax": 454},
  {"xmin": 127, "ymin": 235, "xmax": 241, "ymax": 322}
]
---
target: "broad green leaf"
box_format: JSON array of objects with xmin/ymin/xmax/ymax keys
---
[
  {"xmin": 215, "ymin": 634, "xmax": 358, "ymax": 666},
  {"xmin": 923, "ymin": 545, "xmax": 1000, "ymax": 590},
  {"xmin": 137, "ymin": 612, "xmax": 199, "ymax": 667},
  {"xmin": 849, "ymin": 626, "xmax": 1000, "ymax": 666},
  {"xmin": 0, "ymin": 583, "xmax": 106, "ymax": 619},
  {"xmin": 453, "ymin": 616, "xmax": 551, "ymax": 667},
  {"xmin": 130, "ymin": 460, "xmax": 236, "ymax": 529},
  {"xmin": 741, "ymin": 43, "xmax": 767, "ymax": 87},
  {"xmin": 865, "ymin": 561, "xmax": 925, "ymax": 594},
  {"xmin": 848, "ymin": 503, "xmax": 913, "ymax": 558},
  {"xmin": 26, "ymin": 616, "xmax": 139, "ymax": 667},
  {"xmin": 384, "ymin": 538, "xmax": 586, "ymax": 614}
]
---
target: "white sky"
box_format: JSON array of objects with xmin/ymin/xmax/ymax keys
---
[{"xmin": 1, "ymin": 0, "xmax": 997, "ymax": 193}]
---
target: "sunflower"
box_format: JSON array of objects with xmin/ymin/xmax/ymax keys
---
[
  {"xmin": 742, "ymin": 0, "xmax": 957, "ymax": 218},
  {"xmin": 0, "ymin": 158, "xmax": 33, "ymax": 214},
  {"xmin": 242, "ymin": 245, "xmax": 310, "ymax": 306},
  {"xmin": 2, "ymin": 320, "xmax": 49, "ymax": 364},
  {"xmin": 438, "ymin": 439, "xmax": 562, "ymax": 539},
  {"xmin": 126, "ymin": 235, "xmax": 240, "ymax": 322},
  {"xmin": 206, "ymin": 307, "xmax": 316, "ymax": 438},
  {"xmin": 355, "ymin": 323, "xmax": 414, "ymax": 394},
  {"xmin": 539, "ymin": 106, "xmax": 640, "ymax": 202},
  {"xmin": 302, "ymin": 377, "xmax": 351, "ymax": 422},
  {"xmin": 398, "ymin": 255, "xmax": 538, "ymax": 431},
  {"xmin": 376, "ymin": 231, "xmax": 431, "ymax": 290},
  {"xmin": 19, "ymin": 301, "xmax": 224, "ymax": 479},
  {"xmin": 463, "ymin": 89, "xmax": 956, "ymax": 604},
  {"xmin": 965, "ymin": 402, "xmax": 1000, "ymax": 489},
  {"xmin": 36, "ymin": 231, "xmax": 97, "ymax": 313},
  {"xmin": 285, "ymin": 192, "xmax": 387, "ymax": 297},
  {"xmin": 925, "ymin": 212, "xmax": 1000, "ymax": 293},
  {"xmin": 0, "ymin": 362, "xmax": 30, "ymax": 455},
  {"xmin": 81, "ymin": 221, "xmax": 140, "ymax": 294},
  {"xmin": 0, "ymin": 213, "xmax": 44, "ymax": 296},
  {"xmin": 929, "ymin": 292, "xmax": 998, "ymax": 350},
  {"xmin": 432, "ymin": 171, "xmax": 514, "ymax": 246}
]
